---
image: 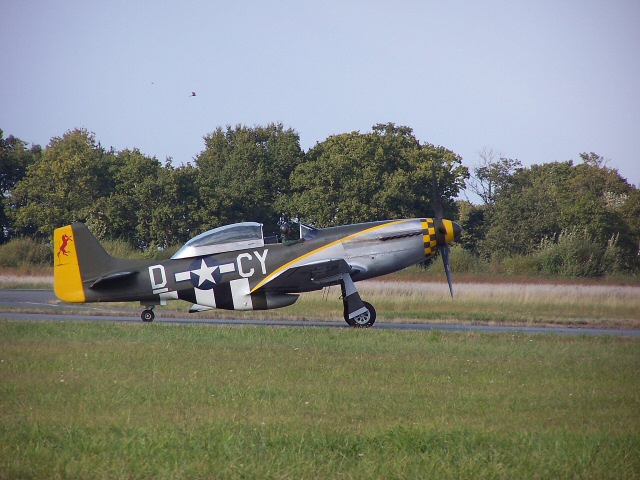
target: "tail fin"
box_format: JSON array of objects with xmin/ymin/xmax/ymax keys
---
[{"xmin": 53, "ymin": 222, "xmax": 115, "ymax": 302}]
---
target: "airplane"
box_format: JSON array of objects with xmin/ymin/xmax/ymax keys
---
[{"xmin": 53, "ymin": 186, "xmax": 462, "ymax": 327}]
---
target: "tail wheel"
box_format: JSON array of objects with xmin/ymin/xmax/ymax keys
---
[
  {"xmin": 348, "ymin": 301, "xmax": 376, "ymax": 328},
  {"xmin": 141, "ymin": 309, "xmax": 155, "ymax": 322}
]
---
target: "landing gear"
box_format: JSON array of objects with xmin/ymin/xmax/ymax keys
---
[
  {"xmin": 346, "ymin": 301, "xmax": 376, "ymax": 328},
  {"xmin": 141, "ymin": 307, "xmax": 155, "ymax": 322},
  {"xmin": 340, "ymin": 274, "xmax": 376, "ymax": 328}
]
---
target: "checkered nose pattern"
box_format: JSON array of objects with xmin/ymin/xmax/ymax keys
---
[{"xmin": 421, "ymin": 218, "xmax": 438, "ymax": 256}]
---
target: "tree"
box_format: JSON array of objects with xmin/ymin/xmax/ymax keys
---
[
  {"xmin": 571, "ymin": 155, "xmax": 640, "ymax": 269},
  {"xmin": 456, "ymin": 200, "xmax": 487, "ymax": 255},
  {"xmin": 287, "ymin": 123, "xmax": 468, "ymax": 227},
  {"xmin": 579, "ymin": 151, "xmax": 608, "ymax": 168},
  {"xmin": 479, "ymin": 157, "xmax": 639, "ymax": 272},
  {"xmin": 83, "ymin": 151, "xmax": 201, "ymax": 249},
  {"xmin": 0, "ymin": 130, "xmax": 40, "ymax": 243},
  {"xmin": 479, "ymin": 162, "xmax": 565, "ymax": 258},
  {"xmin": 9, "ymin": 129, "xmax": 114, "ymax": 239},
  {"xmin": 618, "ymin": 188, "xmax": 640, "ymax": 269},
  {"xmin": 82, "ymin": 148, "xmax": 162, "ymax": 246},
  {"xmin": 145, "ymin": 162, "xmax": 201, "ymax": 247},
  {"xmin": 195, "ymin": 123, "xmax": 304, "ymax": 235},
  {"xmin": 468, "ymin": 147, "xmax": 522, "ymax": 205}
]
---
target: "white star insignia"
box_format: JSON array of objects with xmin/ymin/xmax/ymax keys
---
[{"xmin": 191, "ymin": 259, "xmax": 218, "ymax": 287}]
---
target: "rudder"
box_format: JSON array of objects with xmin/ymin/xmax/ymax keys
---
[{"xmin": 54, "ymin": 224, "xmax": 85, "ymax": 302}]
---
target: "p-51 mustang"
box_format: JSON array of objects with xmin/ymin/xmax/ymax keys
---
[{"xmin": 54, "ymin": 202, "xmax": 461, "ymax": 328}]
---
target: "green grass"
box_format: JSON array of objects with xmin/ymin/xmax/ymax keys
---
[{"xmin": 1, "ymin": 321, "xmax": 639, "ymax": 479}]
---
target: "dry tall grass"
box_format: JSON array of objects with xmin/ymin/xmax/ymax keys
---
[{"xmin": 287, "ymin": 280, "xmax": 640, "ymax": 329}]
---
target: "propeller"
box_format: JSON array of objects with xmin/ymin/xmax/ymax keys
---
[{"xmin": 431, "ymin": 167, "xmax": 462, "ymax": 298}]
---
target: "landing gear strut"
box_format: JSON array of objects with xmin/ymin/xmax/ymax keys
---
[
  {"xmin": 141, "ymin": 307, "xmax": 155, "ymax": 322},
  {"xmin": 340, "ymin": 274, "xmax": 376, "ymax": 328}
]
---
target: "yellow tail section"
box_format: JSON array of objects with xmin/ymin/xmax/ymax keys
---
[{"xmin": 53, "ymin": 225, "xmax": 86, "ymax": 302}]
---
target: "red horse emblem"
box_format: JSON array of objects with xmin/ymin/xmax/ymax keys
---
[{"xmin": 57, "ymin": 234, "xmax": 73, "ymax": 258}]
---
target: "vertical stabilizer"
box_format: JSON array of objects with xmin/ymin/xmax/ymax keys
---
[{"xmin": 53, "ymin": 222, "xmax": 115, "ymax": 302}]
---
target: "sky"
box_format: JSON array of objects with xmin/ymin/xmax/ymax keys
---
[{"xmin": 2, "ymin": 1, "xmax": 639, "ymax": 201}]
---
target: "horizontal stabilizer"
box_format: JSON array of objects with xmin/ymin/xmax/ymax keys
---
[{"xmin": 90, "ymin": 271, "xmax": 138, "ymax": 289}]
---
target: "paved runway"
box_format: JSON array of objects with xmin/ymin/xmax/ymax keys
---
[{"xmin": 1, "ymin": 289, "xmax": 639, "ymax": 336}]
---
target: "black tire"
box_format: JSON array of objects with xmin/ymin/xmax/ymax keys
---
[
  {"xmin": 343, "ymin": 305, "xmax": 356, "ymax": 326},
  {"xmin": 348, "ymin": 302, "xmax": 376, "ymax": 328},
  {"xmin": 141, "ymin": 309, "xmax": 154, "ymax": 322}
]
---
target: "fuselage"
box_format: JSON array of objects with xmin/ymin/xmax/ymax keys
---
[{"xmin": 55, "ymin": 217, "xmax": 459, "ymax": 312}]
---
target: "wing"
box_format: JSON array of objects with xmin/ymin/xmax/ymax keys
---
[{"xmin": 254, "ymin": 258, "xmax": 353, "ymax": 293}]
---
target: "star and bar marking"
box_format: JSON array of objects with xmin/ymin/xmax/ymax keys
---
[{"xmin": 174, "ymin": 257, "xmax": 236, "ymax": 290}]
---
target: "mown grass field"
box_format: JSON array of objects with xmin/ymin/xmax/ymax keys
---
[{"xmin": 1, "ymin": 321, "xmax": 638, "ymax": 479}]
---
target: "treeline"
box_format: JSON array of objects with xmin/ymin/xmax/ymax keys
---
[
  {"xmin": 461, "ymin": 153, "xmax": 640, "ymax": 275},
  {"xmin": 1, "ymin": 124, "xmax": 638, "ymax": 276},
  {"xmin": 0, "ymin": 123, "xmax": 465, "ymax": 245}
]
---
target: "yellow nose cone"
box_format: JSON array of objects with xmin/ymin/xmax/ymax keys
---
[{"xmin": 442, "ymin": 220, "xmax": 462, "ymax": 244}]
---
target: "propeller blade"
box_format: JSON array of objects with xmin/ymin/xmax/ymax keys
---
[
  {"xmin": 441, "ymin": 245, "xmax": 454, "ymax": 298},
  {"xmin": 430, "ymin": 165, "xmax": 459, "ymax": 298}
]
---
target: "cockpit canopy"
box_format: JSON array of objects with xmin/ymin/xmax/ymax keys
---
[{"xmin": 171, "ymin": 222, "xmax": 265, "ymax": 259}]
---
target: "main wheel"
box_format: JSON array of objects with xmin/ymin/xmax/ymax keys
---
[
  {"xmin": 347, "ymin": 302, "xmax": 376, "ymax": 328},
  {"xmin": 141, "ymin": 309, "xmax": 155, "ymax": 322}
]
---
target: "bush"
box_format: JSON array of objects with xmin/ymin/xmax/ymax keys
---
[
  {"xmin": 102, "ymin": 239, "xmax": 145, "ymax": 259},
  {"xmin": 101, "ymin": 240, "xmax": 179, "ymax": 260},
  {"xmin": 451, "ymin": 245, "xmax": 489, "ymax": 274},
  {"xmin": 533, "ymin": 229, "xmax": 623, "ymax": 277},
  {"xmin": 427, "ymin": 245, "xmax": 489, "ymax": 275},
  {"xmin": 0, "ymin": 238, "xmax": 53, "ymax": 269},
  {"xmin": 502, "ymin": 254, "xmax": 540, "ymax": 276},
  {"xmin": 601, "ymin": 234, "xmax": 623, "ymax": 274},
  {"xmin": 144, "ymin": 245, "xmax": 180, "ymax": 261}
]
